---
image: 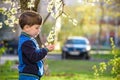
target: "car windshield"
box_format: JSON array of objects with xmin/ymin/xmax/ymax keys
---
[{"xmin": 66, "ymin": 39, "xmax": 87, "ymax": 44}]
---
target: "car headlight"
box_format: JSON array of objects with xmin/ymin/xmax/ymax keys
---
[{"xmin": 86, "ymin": 45, "xmax": 91, "ymax": 51}]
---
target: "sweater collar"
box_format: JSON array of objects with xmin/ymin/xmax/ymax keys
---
[{"xmin": 21, "ymin": 32, "xmax": 31, "ymax": 38}]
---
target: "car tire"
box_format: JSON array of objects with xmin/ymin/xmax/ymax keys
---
[
  {"xmin": 84, "ymin": 53, "xmax": 90, "ymax": 60},
  {"xmin": 62, "ymin": 52, "xmax": 67, "ymax": 59}
]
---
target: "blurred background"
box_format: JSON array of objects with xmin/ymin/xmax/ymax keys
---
[{"xmin": 0, "ymin": 0, "xmax": 120, "ymax": 80}]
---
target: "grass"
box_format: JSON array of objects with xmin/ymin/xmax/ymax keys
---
[
  {"xmin": 42, "ymin": 53, "xmax": 115, "ymax": 80},
  {"xmin": 47, "ymin": 60, "xmax": 98, "ymax": 74},
  {"xmin": 0, "ymin": 54, "xmax": 116, "ymax": 80},
  {"xmin": 43, "ymin": 59, "xmax": 114, "ymax": 80},
  {"xmin": 42, "ymin": 74, "xmax": 114, "ymax": 80},
  {"xmin": 90, "ymin": 53, "xmax": 114, "ymax": 60}
]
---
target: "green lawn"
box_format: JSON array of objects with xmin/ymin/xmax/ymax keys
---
[
  {"xmin": 0, "ymin": 54, "xmax": 116, "ymax": 80},
  {"xmin": 42, "ymin": 74, "xmax": 114, "ymax": 80},
  {"xmin": 42, "ymin": 59, "xmax": 115, "ymax": 80},
  {"xmin": 90, "ymin": 53, "xmax": 114, "ymax": 60}
]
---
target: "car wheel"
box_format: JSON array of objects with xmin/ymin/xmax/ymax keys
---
[
  {"xmin": 62, "ymin": 52, "xmax": 67, "ymax": 59},
  {"xmin": 84, "ymin": 53, "xmax": 90, "ymax": 60}
]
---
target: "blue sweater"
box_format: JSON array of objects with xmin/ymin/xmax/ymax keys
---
[{"xmin": 18, "ymin": 32, "xmax": 48, "ymax": 77}]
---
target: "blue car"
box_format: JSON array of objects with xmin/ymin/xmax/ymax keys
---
[{"xmin": 61, "ymin": 36, "xmax": 91, "ymax": 59}]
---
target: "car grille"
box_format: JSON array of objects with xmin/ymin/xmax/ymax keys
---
[{"xmin": 68, "ymin": 47, "xmax": 85, "ymax": 51}]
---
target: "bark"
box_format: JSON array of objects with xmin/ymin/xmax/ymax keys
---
[{"xmin": 20, "ymin": 0, "xmax": 30, "ymax": 12}]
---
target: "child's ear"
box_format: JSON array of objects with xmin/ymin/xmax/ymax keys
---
[{"xmin": 24, "ymin": 25, "xmax": 30, "ymax": 30}]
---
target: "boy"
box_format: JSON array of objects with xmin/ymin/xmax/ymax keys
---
[{"xmin": 18, "ymin": 11, "xmax": 54, "ymax": 80}]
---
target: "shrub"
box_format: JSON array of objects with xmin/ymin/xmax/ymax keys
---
[{"xmin": 92, "ymin": 37, "xmax": 120, "ymax": 79}]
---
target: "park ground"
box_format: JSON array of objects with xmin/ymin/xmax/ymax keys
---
[{"xmin": 0, "ymin": 53, "xmax": 116, "ymax": 80}]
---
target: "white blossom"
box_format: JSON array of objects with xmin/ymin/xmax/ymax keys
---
[{"xmin": 0, "ymin": 22, "xmax": 3, "ymax": 29}]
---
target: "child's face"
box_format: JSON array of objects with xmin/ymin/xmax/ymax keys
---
[{"xmin": 26, "ymin": 24, "xmax": 41, "ymax": 38}]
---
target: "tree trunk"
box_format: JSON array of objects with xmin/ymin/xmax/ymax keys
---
[
  {"xmin": 20, "ymin": 0, "xmax": 30, "ymax": 12},
  {"xmin": 97, "ymin": 1, "xmax": 104, "ymax": 54}
]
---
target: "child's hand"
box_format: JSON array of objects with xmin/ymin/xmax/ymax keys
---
[{"xmin": 46, "ymin": 44, "xmax": 55, "ymax": 52}]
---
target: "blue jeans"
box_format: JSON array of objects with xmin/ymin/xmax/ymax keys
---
[{"xmin": 19, "ymin": 74, "xmax": 40, "ymax": 80}]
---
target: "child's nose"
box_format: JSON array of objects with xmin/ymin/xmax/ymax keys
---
[{"xmin": 38, "ymin": 29, "xmax": 41, "ymax": 32}]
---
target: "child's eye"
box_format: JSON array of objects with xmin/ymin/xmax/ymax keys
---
[{"xmin": 36, "ymin": 27, "xmax": 39, "ymax": 29}]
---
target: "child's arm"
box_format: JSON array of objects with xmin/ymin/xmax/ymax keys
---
[{"xmin": 22, "ymin": 40, "xmax": 48, "ymax": 63}]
